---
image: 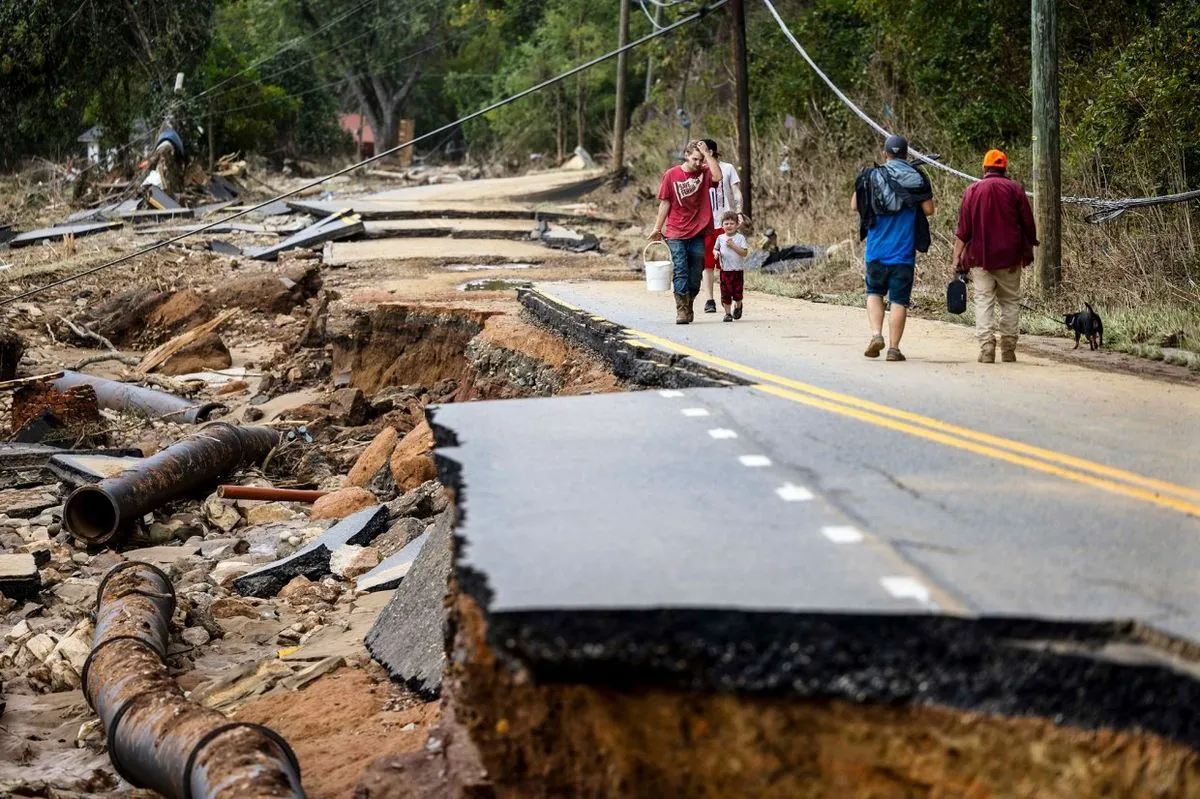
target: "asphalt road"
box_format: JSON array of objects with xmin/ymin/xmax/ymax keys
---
[{"xmin": 487, "ymin": 281, "xmax": 1200, "ymax": 643}]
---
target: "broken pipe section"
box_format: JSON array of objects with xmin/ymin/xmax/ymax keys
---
[
  {"xmin": 83, "ymin": 561, "xmax": 305, "ymax": 798},
  {"xmin": 64, "ymin": 423, "xmax": 280, "ymax": 546},
  {"xmin": 55, "ymin": 371, "xmax": 226, "ymax": 424}
]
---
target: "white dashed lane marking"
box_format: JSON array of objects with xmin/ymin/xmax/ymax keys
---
[
  {"xmin": 708, "ymin": 428, "xmax": 738, "ymax": 439},
  {"xmin": 738, "ymin": 455, "xmax": 772, "ymax": 467},
  {"xmin": 880, "ymin": 576, "xmax": 937, "ymax": 608},
  {"xmin": 775, "ymin": 483, "xmax": 814, "ymax": 502},
  {"xmin": 821, "ymin": 526, "xmax": 864, "ymax": 544},
  {"xmin": 658, "ymin": 389, "xmax": 685, "ymax": 398},
  {"xmin": 681, "ymin": 408, "xmax": 710, "ymax": 417}
]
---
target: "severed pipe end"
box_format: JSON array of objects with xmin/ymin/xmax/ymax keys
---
[{"xmin": 64, "ymin": 485, "xmax": 122, "ymax": 545}]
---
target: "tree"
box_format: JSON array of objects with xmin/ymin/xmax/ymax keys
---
[{"xmin": 291, "ymin": 0, "xmax": 454, "ymax": 152}]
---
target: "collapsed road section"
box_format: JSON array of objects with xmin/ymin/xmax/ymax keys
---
[{"xmin": 404, "ymin": 388, "xmax": 1200, "ymax": 797}]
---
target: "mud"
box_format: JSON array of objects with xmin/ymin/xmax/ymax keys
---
[{"xmin": 450, "ymin": 596, "xmax": 1200, "ymax": 799}]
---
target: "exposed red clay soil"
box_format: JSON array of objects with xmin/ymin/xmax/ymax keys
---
[
  {"xmin": 235, "ymin": 665, "xmax": 440, "ymax": 799},
  {"xmin": 448, "ymin": 597, "xmax": 1200, "ymax": 799}
]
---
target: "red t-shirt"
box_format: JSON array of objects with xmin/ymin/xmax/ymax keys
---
[{"xmin": 657, "ymin": 165, "xmax": 714, "ymax": 240}]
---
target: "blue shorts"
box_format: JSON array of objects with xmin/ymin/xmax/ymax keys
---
[{"xmin": 865, "ymin": 260, "xmax": 914, "ymax": 307}]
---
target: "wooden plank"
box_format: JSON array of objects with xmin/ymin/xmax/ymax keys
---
[{"xmin": 137, "ymin": 309, "xmax": 239, "ymax": 374}]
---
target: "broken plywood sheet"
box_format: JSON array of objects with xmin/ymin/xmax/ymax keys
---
[
  {"xmin": 243, "ymin": 211, "xmax": 363, "ymax": 261},
  {"xmin": 7, "ymin": 221, "xmax": 122, "ymax": 248},
  {"xmin": 323, "ymin": 237, "xmax": 560, "ymax": 267}
]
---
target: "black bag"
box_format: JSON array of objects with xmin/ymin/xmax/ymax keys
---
[{"xmin": 946, "ymin": 274, "xmax": 968, "ymax": 315}]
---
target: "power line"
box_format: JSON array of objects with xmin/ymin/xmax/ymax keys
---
[
  {"xmin": 760, "ymin": 0, "xmax": 1199, "ymax": 220},
  {"xmin": 2, "ymin": 0, "xmax": 729, "ymax": 307},
  {"xmin": 189, "ymin": 0, "xmax": 377, "ymax": 104}
]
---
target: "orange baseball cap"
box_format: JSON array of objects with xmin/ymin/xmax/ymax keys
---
[{"xmin": 983, "ymin": 149, "xmax": 1008, "ymax": 169}]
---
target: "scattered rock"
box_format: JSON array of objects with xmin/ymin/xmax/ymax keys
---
[
  {"xmin": 389, "ymin": 420, "xmax": 437, "ymax": 492},
  {"xmin": 244, "ymin": 502, "xmax": 299, "ymax": 526},
  {"xmin": 278, "ymin": 575, "xmax": 341, "ymax": 607},
  {"xmin": 373, "ymin": 517, "xmax": 428, "ymax": 558},
  {"xmin": 331, "ymin": 544, "xmax": 382, "ymax": 580},
  {"xmin": 181, "ymin": 627, "xmax": 212, "ymax": 647},
  {"xmin": 211, "ymin": 560, "xmax": 252, "ymax": 587},
  {"xmin": 386, "ymin": 481, "xmax": 448, "ymax": 522},
  {"xmin": 209, "ymin": 597, "xmax": 260, "ymax": 620},
  {"xmin": 331, "ymin": 388, "xmax": 369, "ymax": 426},
  {"xmin": 311, "ymin": 487, "xmax": 377, "ymax": 521},
  {"xmin": 347, "ymin": 427, "xmax": 399, "ymax": 488},
  {"xmin": 217, "ymin": 379, "xmax": 250, "ymax": 396},
  {"xmin": 204, "ymin": 494, "xmax": 242, "ymax": 533},
  {"xmin": 158, "ymin": 331, "xmax": 233, "ymax": 376}
]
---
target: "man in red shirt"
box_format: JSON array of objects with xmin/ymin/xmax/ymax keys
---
[
  {"xmin": 649, "ymin": 139, "xmax": 723, "ymax": 324},
  {"xmin": 952, "ymin": 149, "xmax": 1039, "ymax": 363}
]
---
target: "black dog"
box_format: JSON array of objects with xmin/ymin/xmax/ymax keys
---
[{"xmin": 1064, "ymin": 302, "xmax": 1104, "ymax": 350}]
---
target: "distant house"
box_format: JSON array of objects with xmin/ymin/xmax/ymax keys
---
[
  {"xmin": 77, "ymin": 120, "xmax": 153, "ymax": 167},
  {"xmin": 340, "ymin": 114, "xmax": 375, "ymax": 157}
]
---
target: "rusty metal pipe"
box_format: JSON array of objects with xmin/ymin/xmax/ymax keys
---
[
  {"xmin": 64, "ymin": 423, "xmax": 280, "ymax": 546},
  {"xmin": 217, "ymin": 485, "xmax": 327, "ymax": 503},
  {"xmin": 54, "ymin": 371, "xmax": 226, "ymax": 424},
  {"xmin": 83, "ymin": 562, "xmax": 305, "ymax": 798}
]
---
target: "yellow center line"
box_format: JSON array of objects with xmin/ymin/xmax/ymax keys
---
[{"xmin": 620, "ymin": 326, "xmax": 1200, "ymax": 517}]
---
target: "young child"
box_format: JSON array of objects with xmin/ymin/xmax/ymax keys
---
[{"xmin": 713, "ymin": 211, "xmax": 749, "ymax": 321}]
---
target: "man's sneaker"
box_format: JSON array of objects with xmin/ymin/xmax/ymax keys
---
[
  {"xmin": 723, "ymin": 313, "xmax": 733, "ymax": 322},
  {"xmin": 732, "ymin": 303, "xmax": 743, "ymax": 320},
  {"xmin": 886, "ymin": 348, "xmax": 906, "ymax": 362},
  {"xmin": 864, "ymin": 335, "xmax": 886, "ymax": 358},
  {"xmin": 704, "ymin": 300, "xmax": 717, "ymax": 313}
]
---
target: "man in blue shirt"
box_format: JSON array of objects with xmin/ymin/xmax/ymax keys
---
[{"xmin": 850, "ymin": 135, "xmax": 936, "ymax": 362}]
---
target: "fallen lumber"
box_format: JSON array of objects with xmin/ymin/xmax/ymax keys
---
[{"xmin": 136, "ymin": 309, "xmax": 238, "ymax": 374}]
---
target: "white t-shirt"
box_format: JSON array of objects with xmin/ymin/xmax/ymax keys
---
[
  {"xmin": 709, "ymin": 161, "xmax": 741, "ymax": 230},
  {"xmin": 715, "ymin": 232, "xmax": 749, "ymax": 271}
]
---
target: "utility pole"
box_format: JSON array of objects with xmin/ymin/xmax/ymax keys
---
[
  {"xmin": 730, "ymin": 0, "xmax": 752, "ymax": 218},
  {"xmin": 1031, "ymin": 0, "xmax": 1061, "ymax": 291},
  {"xmin": 645, "ymin": 2, "xmax": 662, "ymax": 101},
  {"xmin": 612, "ymin": 0, "xmax": 632, "ymax": 174}
]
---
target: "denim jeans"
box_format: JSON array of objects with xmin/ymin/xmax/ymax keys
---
[{"xmin": 667, "ymin": 235, "xmax": 706, "ymax": 296}]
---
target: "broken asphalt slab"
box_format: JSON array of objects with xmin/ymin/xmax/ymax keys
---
[
  {"xmin": 364, "ymin": 510, "xmax": 452, "ymax": 697},
  {"xmin": 47, "ymin": 454, "xmax": 143, "ymax": 490},
  {"xmin": 431, "ymin": 389, "xmax": 1200, "ymax": 748},
  {"xmin": 322, "ymin": 237, "xmax": 559, "ymax": 267},
  {"xmin": 233, "ymin": 504, "xmax": 389, "ymax": 597},
  {"xmin": 285, "ymin": 198, "xmax": 602, "ymax": 223},
  {"xmin": 355, "ymin": 530, "xmax": 429, "ymax": 592},
  {"xmin": 0, "ymin": 553, "xmax": 41, "ymax": 600}
]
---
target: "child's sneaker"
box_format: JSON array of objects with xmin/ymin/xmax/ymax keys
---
[
  {"xmin": 723, "ymin": 313, "xmax": 733, "ymax": 322},
  {"xmin": 732, "ymin": 303, "xmax": 743, "ymax": 319},
  {"xmin": 704, "ymin": 300, "xmax": 717, "ymax": 313}
]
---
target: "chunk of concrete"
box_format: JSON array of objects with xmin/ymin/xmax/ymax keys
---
[
  {"xmin": 0, "ymin": 487, "xmax": 59, "ymax": 519},
  {"xmin": 364, "ymin": 511, "xmax": 453, "ymax": 697},
  {"xmin": 0, "ymin": 553, "xmax": 41, "ymax": 600},
  {"xmin": 355, "ymin": 531, "xmax": 429, "ymax": 592},
  {"xmin": 233, "ymin": 504, "xmax": 389, "ymax": 598}
]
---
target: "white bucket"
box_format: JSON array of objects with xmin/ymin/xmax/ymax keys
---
[{"xmin": 643, "ymin": 241, "xmax": 672, "ymax": 292}]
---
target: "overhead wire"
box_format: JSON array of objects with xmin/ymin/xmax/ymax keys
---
[
  {"xmin": 1, "ymin": 0, "xmax": 729, "ymax": 307},
  {"xmin": 760, "ymin": 0, "xmax": 1199, "ymax": 220}
]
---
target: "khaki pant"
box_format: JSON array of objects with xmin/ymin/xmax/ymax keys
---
[{"xmin": 972, "ymin": 267, "xmax": 1022, "ymax": 344}]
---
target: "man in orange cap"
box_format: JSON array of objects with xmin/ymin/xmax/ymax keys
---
[{"xmin": 952, "ymin": 149, "xmax": 1038, "ymax": 362}]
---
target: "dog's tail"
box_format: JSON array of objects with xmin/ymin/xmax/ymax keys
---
[{"xmin": 1085, "ymin": 301, "xmax": 1096, "ymax": 314}]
